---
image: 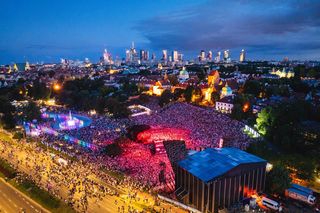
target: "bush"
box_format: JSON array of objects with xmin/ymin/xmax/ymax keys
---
[
  {"xmin": 13, "ymin": 132, "xmax": 23, "ymax": 140},
  {"xmin": 0, "ymin": 158, "xmax": 17, "ymax": 178},
  {"xmin": 12, "ymin": 177, "xmax": 75, "ymax": 213}
]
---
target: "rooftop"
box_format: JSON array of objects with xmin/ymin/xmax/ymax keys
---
[
  {"xmin": 178, "ymin": 148, "xmax": 266, "ymax": 183},
  {"xmin": 217, "ymin": 96, "xmax": 234, "ymax": 104}
]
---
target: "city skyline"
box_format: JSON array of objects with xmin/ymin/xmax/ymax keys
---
[{"xmin": 1, "ymin": 0, "xmax": 320, "ymax": 64}]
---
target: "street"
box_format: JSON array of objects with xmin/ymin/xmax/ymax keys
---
[{"xmin": 0, "ymin": 178, "xmax": 49, "ymax": 213}]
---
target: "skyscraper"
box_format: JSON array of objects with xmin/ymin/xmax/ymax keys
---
[
  {"xmin": 126, "ymin": 42, "xmax": 138, "ymax": 63},
  {"xmin": 215, "ymin": 51, "xmax": 221, "ymax": 63},
  {"xmin": 145, "ymin": 51, "xmax": 149, "ymax": 61},
  {"xmin": 139, "ymin": 50, "xmax": 149, "ymax": 61},
  {"xmin": 199, "ymin": 50, "xmax": 206, "ymax": 62},
  {"xmin": 172, "ymin": 50, "xmax": 179, "ymax": 62},
  {"xmin": 140, "ymin": 50, "xmax": 145, "ymax": 61},
  {"xmin": 103, "ymin": 49, "xmax": 111, "ymax": 64},
  {"xmin": 207, "ymin": 51, "xmax": 213, "ymax": 61},
  {"xmin": 239, "ymin": 49, "xmax": 246, "ymax": 62},
  {"xmin": 223, "ymin": 50, "xmax": 229, "ymax": 61},
  {"xmin": 125, "ymin": 50, "xmax": 130, "ymax": 62},
  {"xmin": 162, "ymin": 50, "xmax": 168, "ymax": 61}
]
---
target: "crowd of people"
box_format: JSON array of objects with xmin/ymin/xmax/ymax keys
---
[
  {"xmin": 33, "ymin": 101, "xmax": 253, "ymax": 194},
  {"xmin": 63, "ymin": 115, "xmax": 128, "ymax": 146},
  {"xmin": 0, "ymin": 137, "xmax": 119, "ymax": 212},
  {"xmin": 41, "ymin": 107, "xmax": 128, "ymax": 147},
  {"xmin": 0, "ymin": 130, "xmax": 179, "ymax": 212},
  {"xmin": 18, "ymin": 100, "xmax": 253, "ymax": 199},
  {"xmin": 132, "ymin": 102, "xmax": 252, "ymax": 150}
]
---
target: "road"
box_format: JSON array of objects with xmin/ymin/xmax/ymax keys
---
[{"xmin": 0, "ymin": 178, "xmax": 49, "ymax": 213}]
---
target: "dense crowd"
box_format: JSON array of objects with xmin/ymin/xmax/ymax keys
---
[
  {"xmin": 0, "ymin": 138, "xmax": 119, "ymax": 212},
  {"xmin": 26, "ymin": 101, "xmax": 253, "ymax": 194},
  {"xmin": 63, "ymin": 115, "xmax": 128, "ymax": 146},
  {"xmin": 132, "ymin": 102, "xmax": 252, "ymax": 150}
]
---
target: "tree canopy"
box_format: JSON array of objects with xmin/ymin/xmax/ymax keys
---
[{"xmin": 265, "ymin": 164, "xmax": 292, "ymax": 195}]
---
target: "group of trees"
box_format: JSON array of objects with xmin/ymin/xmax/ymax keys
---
[
  {"xmin": 0, "ymin": 95, "xmax": 41, "ymax": 129},
  {"xmin": 254, "ymin": 100, "xmax": 320, "ymax": 186},
  {"xmin": 0, "ymin": 79, "xmax": 39, "ymax": 129},
  {"xmin": 159, "ymin": 90, "xmax": 174, "ymax": 107},
  {"xmin": 26, "ymin": 80, "xmax": 51, "ymax": 100},
  {"xmin": 56, "ymin": 78, "xmax": 133, "ymax": 118},
  {"xmin": 256, "ymin": 100, "xmax": 316, "ymax": 150},
  {"xmin": 231, "ymin": 94, "xmax": 254, "ymax": 123},
  {"xmin": 185, "ymin": 65, "xmax": 207, "ymax": 81},
  {"xmin": 294, "ymin": 65, "xmax": 320, "ymax": 79},
  {"xmin": 0, "ymin": 96, "xmax": 16, "ymax": 129},
  {"xmin": 242, "ymin": 77, "xmax": 314, "ymax": 99},
  {"xmin": 265, "ymin": 164, "xmax": 292, "ymax": 195},
  {"xmin": 20, "ymin": 101, "xmax": 42, "ymax": 121}
]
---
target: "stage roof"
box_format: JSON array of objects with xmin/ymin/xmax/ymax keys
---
[{"xmin": 178, "ymin": 148, "xmax": 266, "ymax": 182}]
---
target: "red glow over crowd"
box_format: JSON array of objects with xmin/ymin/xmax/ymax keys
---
[{"xmin": 137, "ymin": 128, "xmax": 191, "ymax": 145}]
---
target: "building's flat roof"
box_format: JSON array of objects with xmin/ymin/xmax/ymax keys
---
[
  {"xmin": 178, "ymin": 148, "xmax": 266, "ymax": 183},
  {"xmin": 287, "ymin": 187, "xmax": 310, "ymax": 197}
]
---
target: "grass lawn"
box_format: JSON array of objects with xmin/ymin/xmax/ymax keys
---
[
  {"xmin": 10, "ymin": 178, "xmax": 75, "ymax": 213},
  {"xmin": 0, "ymin": 158, "xmax": 17, "ymax": 179}
]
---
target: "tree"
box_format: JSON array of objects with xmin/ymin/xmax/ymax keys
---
[
  {"xmin": 94, "ymin": 97, "xmax": 108, "ymax": 114},
  {"xmin": 231, "ymin": 104, "xmax": 244, "ymax": 120},
  {"xmin": 27, "ymin": 80, "xmax": 50, "ymax": 100},
  {"xmin": 243, "ymin": 80, "xmax": 261, "ymax": 97},
  {"xmin": 0, "ymin": 96, "xmax": 15, "ymax": 113},
  {"xmin": 260, "ymin": 101, "xmax": 314, "ymax": 149},
  {"xmin": 256, "ymin": 108, "xmax": 272, "ymax": 136},
  {"xmin": 21, "ymin": 101, "xmax": 41, "ymax": 121},
  {"xmin": 186, "ymin": 65, "xmax": 206, "ymax": 81},
  {"xmin": 13, "ymin": 132, "xmax": 23, "ymax": 140},
  {"xmin": 0, "ymin": 113, "xmax": 16, "ymax": 129},
  {"xmin": 211, "ymin": 92, "xmax": 220, "ymax": 104},
  {"xmin": 307, "ymin": 69, "xmax": 317, "ymax": 78},
  {"xmin": 122, "ymin": 81, "xmax": 138, "ymax": 96},
  {"xmin": 0, "ymin": 96, "xmax": 16, "ymax": 129},
  {"xmin": 265, "ymin": 164, "xmax": 291, "ymax": 194},
  {"xmin": 168, "ymin": 75, "xmax": 179, "ymax": 86},
  {"xmin": 48, "ymin": 70, "xmax": 56, "ymax": 78},
  {"xmin": 159, "ymin": 90, "xmax": 173, "ymax": 107},
  {"xmin": 184, "ymin": 86, "xmax": 194, "ymax": 102},
  {"xmin": 293, "ymin": 158, "xmax": 316, "ymax": 181},
  {"xmin": 231, "ymin": 94, "xmax": 253, "ymax": 121},
  {"xmin": 173, "ymin": 88, "xmax": 184, "ymax": 100},
  {"xmin": 105, "ymin": 98, "xmax": 130, "ymax": 118}
]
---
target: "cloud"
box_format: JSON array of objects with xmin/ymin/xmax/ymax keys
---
[{"xmin": 135, "ymin": 0, "xmax": 320, "ymax": 59}]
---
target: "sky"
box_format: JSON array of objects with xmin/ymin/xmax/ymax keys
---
[{"xmin": 0, "ymin": 0, "xmax": 319, "ymax": 64}]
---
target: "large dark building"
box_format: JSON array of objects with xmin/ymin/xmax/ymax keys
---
[{"xmin": 175, "ymin": 148, "xmax": 267, "ymax": 213}]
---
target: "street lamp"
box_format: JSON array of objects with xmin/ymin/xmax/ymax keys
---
[{"xmin": 53, "ymin": 83, "xmax": 61, "ymax": 91}]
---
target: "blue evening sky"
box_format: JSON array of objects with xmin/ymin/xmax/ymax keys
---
[{"xmin": 0, "ymin": 0, "xmax": 319, "ymax": 64}]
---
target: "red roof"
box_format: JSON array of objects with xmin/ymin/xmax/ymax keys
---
[{"xmin": 209, "ymin": 70, "xmax": 219, "ymax": 76}]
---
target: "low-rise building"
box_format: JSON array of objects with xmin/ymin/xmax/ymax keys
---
[
  {"xmin": 215, "ymin": 96, "xmax": 234, "ymax": 113},
  {"xmin": 175, "ymin": 148, "xmax": 267, "ymax": 213}
]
